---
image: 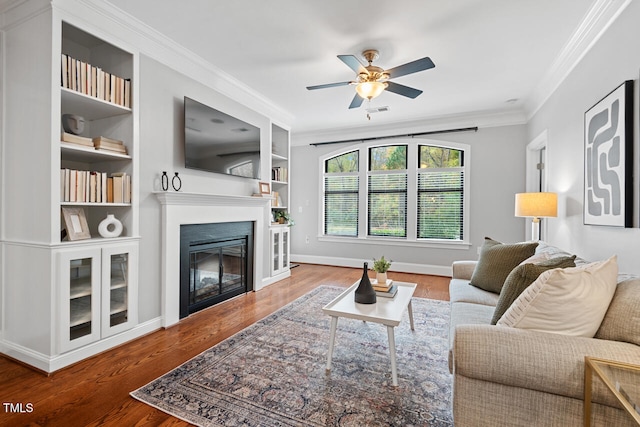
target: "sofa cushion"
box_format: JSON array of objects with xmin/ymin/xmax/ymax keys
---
[
  {"xmin": 491, "ymin": 255, "xmax": 577, "ymax": 325},
  {"xmin": 469, "ymin": 238, "xmax": 538, "ymax": 294},
  {"xmin": 450, "ymin": 279, "xmax": 500, "ymax": 306},
  {"xmin": 497, "ymin": 256, "xmax": 618, "ymax": 337},
  {"xmin": 595, "ymin": 276, "xmax": 640, "ymax": 346}
]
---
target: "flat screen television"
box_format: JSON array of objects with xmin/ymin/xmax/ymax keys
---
[{"xmin": 183, "ymin": 96, "xmax": 261, "ymax": 179}]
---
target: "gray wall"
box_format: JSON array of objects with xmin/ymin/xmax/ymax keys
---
[
  {"xmin": 137, "ymin": 55, "xmax": 271, "ymax": 322},
  {"xmin": 527, "ymin": 0, "xmax": 640, "ymax": 275},
  {"xmin": 289, "ymin": 125, "xmax": 528, "ymax": 273}
]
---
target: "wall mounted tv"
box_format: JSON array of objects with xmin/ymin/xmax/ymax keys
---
[{"xmin": 184, "ymin": 96, "xmax": 261, "ymax": 179}]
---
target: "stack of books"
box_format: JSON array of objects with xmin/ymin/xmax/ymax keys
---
[
  {"xmin": 372, "ymin": 279, "xmax": 397, "ymax": 298},
  {"xmin": 61, "ymin": 132, "xmax": 93, "ymax": 148},
  {"xmin": 93, "ymin": 136, "xmax": 128, "ymax": 155}
]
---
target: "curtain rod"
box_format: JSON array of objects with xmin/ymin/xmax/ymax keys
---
[{"xmin": 310, "ymin": 126, "xmax": 478, "ymax": 146}]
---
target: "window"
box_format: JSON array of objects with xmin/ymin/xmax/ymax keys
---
[
  {"xmin": 368, "ymin": 145, "xmax": 407, "ymax": 237},
  {"xmin": 417, "ymin": 145, "xmax": 464, "ymax": 239},
  {"xmin": 321, "ymin": 140, "xmax": 469, "ymax": 244},
  {"xmin": 323, "ymin": 150, "xmax": 359, "ymax": 236}
]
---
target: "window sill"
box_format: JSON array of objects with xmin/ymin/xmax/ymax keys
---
[{"xmin": 318, "ymin": 235, "xmax": 471, "ymax": 250}]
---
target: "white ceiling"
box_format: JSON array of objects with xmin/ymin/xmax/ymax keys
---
[{"xmin": 105, "ymin": 0, "xmax": 614, "ymax": 136}]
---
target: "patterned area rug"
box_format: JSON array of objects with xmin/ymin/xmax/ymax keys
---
[{"xmin": 131, "ymin": 286, "xmax": 453, "ymax": 426}]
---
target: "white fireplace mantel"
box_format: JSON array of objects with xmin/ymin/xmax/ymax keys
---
[{"xmin": 155, "ymin": 191, "xmax": 271, "ymax": 327}]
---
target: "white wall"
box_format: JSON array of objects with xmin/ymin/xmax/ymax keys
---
[
  {"xmin": 527, "ymin": 0, "xmax": 640, "ymax": 275},
  {"xmin": 290, "ymin": 124, "xmax": 529, "ymax": 274},
  {"xmin": 136, "ymin": 55, "xmax": 271, "ymax": 322}
]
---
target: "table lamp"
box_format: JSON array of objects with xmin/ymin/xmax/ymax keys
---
[{"xmin": 515, "ymin": 192, "xmax": 557, "ymax": 241}]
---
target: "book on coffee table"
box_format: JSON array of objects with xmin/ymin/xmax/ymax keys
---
[
  {"xmin": 371, "ymin": 278, "xmax": 393, "ymax": 291},
  {"xmin": 376, "ymin": 284, "xmax": 398, "ymax": 298}
]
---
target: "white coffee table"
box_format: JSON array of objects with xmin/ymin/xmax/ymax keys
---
[{"xmin": 322, "ymin": 280, "xmax": 417, "ymax": 386}]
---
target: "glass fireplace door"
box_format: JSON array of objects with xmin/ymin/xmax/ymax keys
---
[{"xmin": 188, "ymin": 238, "xmax": 247, "ymax": 314}]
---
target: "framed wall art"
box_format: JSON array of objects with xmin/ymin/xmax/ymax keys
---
[{"xmin": 584, "ymin": 80, "xmax": 633, "ymax": 227}]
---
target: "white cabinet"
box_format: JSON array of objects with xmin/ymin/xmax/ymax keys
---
[
  {"xmin": 58, "ymin": 242, "xmax": 138, "ymax": 353},
  {"xmin": 0, "ymin": 3, "xmax": 141, "ymax": 371},
  {"xmin": 270, "ymin": 226, "xmax": 290, "ymax": 276}
]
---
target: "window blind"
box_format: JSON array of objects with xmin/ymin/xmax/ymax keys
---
[{"xmin": 417, "ymin": 169, "xmax": 464, "ymax": 239}]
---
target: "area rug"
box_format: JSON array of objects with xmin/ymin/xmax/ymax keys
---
[{"xmin": 131, "ymin": 286, "xmax": 453, "ymax": 426}]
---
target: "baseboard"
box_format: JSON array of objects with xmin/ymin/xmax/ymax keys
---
[
  {"xmin": 0, "ymin": 317, "xmax": 163, "ymax": 373},
  {"xmin": 260, "ymin": 269, "xmax": 292, "ymax": 289},
  {"xmin": 290, "ymin": 254, "xmax": 452, "ymax": 277}
]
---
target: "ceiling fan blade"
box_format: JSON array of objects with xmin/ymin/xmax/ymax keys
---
[
  {"xmin": 348, "ymin": 94, "xmax": 364, "ymax": 109},
  {"xmin": 338, "ymin": 55, "xmax": 368, "ymax": 75},
  {"xmin": 306, "ymin": 81, "xmax": 352, "ymax": 90},
  {"xmin": 385, "ymin": 56, "xmax": 435, "ymax": 79},
  {"xmin": 385, "ymin": 81, "xmax": 423, "ymax": 99}
]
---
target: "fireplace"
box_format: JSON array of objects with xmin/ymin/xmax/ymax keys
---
[{"xmin": 180, "ymin": 222, "xmax": 254, "ymax": 318}]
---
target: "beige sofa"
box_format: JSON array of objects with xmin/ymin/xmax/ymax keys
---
[{"xmin": 449, "ymin": 242, "xmax": 640, "ymax": 427}]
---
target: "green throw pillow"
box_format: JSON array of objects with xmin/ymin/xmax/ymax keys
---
[
  {"xmin": 469, "ymin": 238, "xmax": 538, "ymax": 294},
  {"xmin": 491, "ymin": 255, "xmax": 577, "ymax": 325}
]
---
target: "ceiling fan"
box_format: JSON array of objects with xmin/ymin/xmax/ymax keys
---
[{"xmin": 306, "ymin": 49, "xmax": 435, "ymax": 109}]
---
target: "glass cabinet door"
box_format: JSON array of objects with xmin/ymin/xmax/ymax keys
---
[
  {"xmin": 58, "ymin": 248, "xmax": 101, "ymax": 353},
  {"xmin": 102, "ymin": 243, "xmax": 138, "ymax": 337},
  {"xmin": 282, "ymin": 228, "xmax": 290, "ymax": 270}
]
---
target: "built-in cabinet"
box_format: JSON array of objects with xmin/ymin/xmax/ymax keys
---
[
  {"xmin": 0, "ymin": 4, "xmax": 141, "ymax": 372},
  {"xmin": 269, "ymin": 123, "xmax": 292, "ymax": 278},
  {"xmin": 58, "ymin": 243, "xmax": 138, "ymax": 353},
  {"xmin": 270, "ymin": 225, "xmax": 290, "ymax": 276}
]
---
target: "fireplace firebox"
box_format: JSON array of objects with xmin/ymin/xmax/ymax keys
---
[{"xmin": 180, "ymin": 222, "xmax": 254, "ymax": 318}]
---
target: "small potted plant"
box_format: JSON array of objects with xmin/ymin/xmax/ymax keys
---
[
  {"xmin": 372, "ymin": 256, "xmax": 392, "ymax": 284},
  {"xmin": 273, "ymin": 210, "xmax": 291, "ymax": 225}
]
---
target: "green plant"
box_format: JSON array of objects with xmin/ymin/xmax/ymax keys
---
[
  {"xmin": 273, "ymin": 210, "xmax": 294, "ymax": 225},
  {"xmin": 372, "ymin": 256, "xmax": 392, "ymax": 273}
]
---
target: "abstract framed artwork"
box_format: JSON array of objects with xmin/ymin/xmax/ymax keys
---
[{"xmin": 584, "ymin": 80, "xmax": 633, "ymax": 227}]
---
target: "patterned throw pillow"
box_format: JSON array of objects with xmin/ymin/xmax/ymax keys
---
[
  {"xmin": 469, "ymin": 238, "xmax": 538, "ymax": 294},
  {"xmin": 497, "ymin": 256, "xmax": 618, "ymax": 337},
  {"xmin": 491, "ymin": 255, "xmax": 577, "ymax": 325}
]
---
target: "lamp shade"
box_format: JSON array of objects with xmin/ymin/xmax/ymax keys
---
[
  {"xmin": 515, "ymin": 192, "xmax": 558, "ymax": 218},
  {"xmin": 355, "ymin": 81, "xmax": 387, "ymax": 99}
]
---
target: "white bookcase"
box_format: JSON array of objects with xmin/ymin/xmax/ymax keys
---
[
  {"xmin": 269, "ymin": 123, "xmax": 292, "ymax": 278},
  {"xmin": 1, "ymin": 5, "xmax": 141, "ymax": 372}
]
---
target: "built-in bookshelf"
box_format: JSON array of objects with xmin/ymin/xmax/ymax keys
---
[
  {"xmin": 271, "ymin": 124, "xmax": 290, "ymax": 212},
  {"xmin": 0, "ymin": 5, "xmax": 141, "ymax": 373},
  {"xmin": 60, "ymin": 21, "xmax": 136, "ymax": 242}
]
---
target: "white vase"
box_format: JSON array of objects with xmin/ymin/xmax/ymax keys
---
[
  {"xmin": 376, "ymin": 272, "xmax": 388, "ymax": 284},
  {"xmin": 98, "ymin": 214, "xmax": 123, "ymax": 238}
]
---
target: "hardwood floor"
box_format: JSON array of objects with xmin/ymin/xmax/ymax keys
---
[{"xmin": 0, "ymin": 264, "xmax": 449, "ymax": 426}]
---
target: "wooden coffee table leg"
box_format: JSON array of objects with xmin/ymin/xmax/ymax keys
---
[
  {"xmin": 326, "ymin": 316, "xmax": 338, "ymax": 372},
  {"xmin": 387, "ymin": 325, "xmax": 398, "ymax": 386}
]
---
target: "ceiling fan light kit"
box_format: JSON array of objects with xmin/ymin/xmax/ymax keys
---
[{"xmin": 307, "ymin": 49, "xmax": 435, "ymax": 109}]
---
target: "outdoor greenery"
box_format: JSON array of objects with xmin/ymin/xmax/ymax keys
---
[{"xmin": 324, "ymin": 143, "xmax": 464, "ymax": 240}]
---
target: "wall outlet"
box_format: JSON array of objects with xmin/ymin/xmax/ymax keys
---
[{"xmin": 305, "ymin": 235, "xmax": 310, "ymax": 244}]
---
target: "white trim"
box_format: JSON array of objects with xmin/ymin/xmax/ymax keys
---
[
  {"xmin": 0, "ymin": 317, "xmax": 162, "ymax": 373},
  {"xmin": 290, "ymin": 254, "xmax": 452, "ymax": 277},
  {"xmin": 525, "ymin": 0, "xmax": 632, "ymax": 119},
  {"xmin": 319, "ymin": 138, "xmax": 471, "ymax": 245}
]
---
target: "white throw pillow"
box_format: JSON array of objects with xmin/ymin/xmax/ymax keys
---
[{"xmin": 497, "ymin": 256, "xmax": 618, "ymax": 337}]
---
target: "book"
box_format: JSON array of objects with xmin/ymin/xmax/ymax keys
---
[
  {"xmin": 61, "ymin": 132, "xmax": 93, "ymax": 147},
  {"xmin": 371, "ymin": 278, "xmax": 393, "ymax": 291},
  {"xmin": 375, "ymin": 284, "xmax": 398, "ymax": 298},
  {"xmin": 93, "ymin": 136, "xmax": 124, "ymax": 145}
]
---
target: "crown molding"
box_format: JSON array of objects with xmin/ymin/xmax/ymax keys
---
[{"xmin": 524, "ymin": 0, "xmax": 632, "ymax": 119}]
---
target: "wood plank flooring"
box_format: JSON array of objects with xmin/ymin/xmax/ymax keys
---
[{"xmin": 0, "ymin": 264, "xmax": 449, "ymax": 426}]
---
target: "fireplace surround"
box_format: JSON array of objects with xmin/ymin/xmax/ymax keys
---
[{"xmin": 155, "ymin": 192, "xmax": 270, "ymax": 327}]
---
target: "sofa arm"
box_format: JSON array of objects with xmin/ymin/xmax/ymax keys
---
[
  {"xmin": 453, "ymin": 324, "xmax": 640, "ymax": 406},
  {"xmin": 452, "ymin": 260, "xmax": 477, "ymax": 280}
]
